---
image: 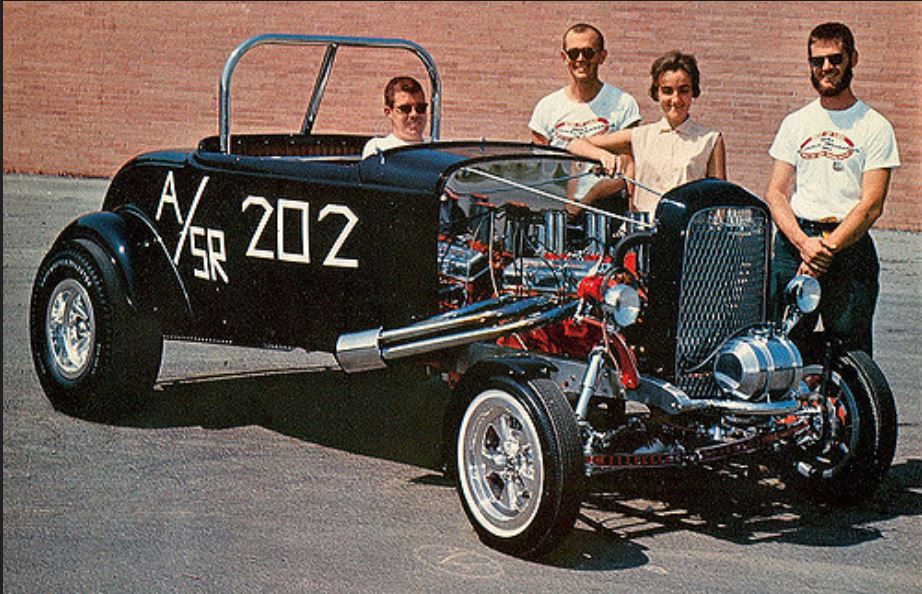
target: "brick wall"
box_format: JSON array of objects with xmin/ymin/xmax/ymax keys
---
[{"xmin": 4, "ymin": 1, "xmax": 920, "ymax": 229}]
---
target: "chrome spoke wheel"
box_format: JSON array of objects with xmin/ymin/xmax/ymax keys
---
[
  {"xmin": 45, "ymin": 278, "xmax": 95, "ymax": 380},
  {"xmin": 458, "ymin": 389, "xmax": 543, "ymax": 538},
  {"xmin": 797, "ymin": 365, "xmax": 860, "ymax": 480}
]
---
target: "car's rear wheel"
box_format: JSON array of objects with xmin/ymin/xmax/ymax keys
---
[
  {"xmin": 455, "ymin": 376, "xmax": 584, "ymax": 558},
  {"xmin": 30, "ymin": 240, "xmax": 162, "ymax": 419}
]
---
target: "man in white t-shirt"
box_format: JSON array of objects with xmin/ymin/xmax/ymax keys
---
[
  {"xmin": 529, "ymin": 23, "xmax": 641, "ymax": 210},
  {"xmin": 765, "ymin": 22, "xmax": 900, "ymax": 357},
  {"xmin": 362, "ymin": 76, "xmax": 428, "ymax": 159}
]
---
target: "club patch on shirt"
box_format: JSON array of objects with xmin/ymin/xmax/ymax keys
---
[
  {"xmin": 552, "ymin": 117, "xmax": 610, "ymax": 141},
  {"xmin": 798, "ymin": 131, "xmax": 856, "ymax": 161}
]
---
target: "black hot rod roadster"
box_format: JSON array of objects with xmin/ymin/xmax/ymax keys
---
[{"xmin": 30, "ymin": 35, "xmax": 897, "ymax": 558}]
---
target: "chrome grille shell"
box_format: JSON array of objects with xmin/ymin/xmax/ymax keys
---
[{"xmin": 674, "ymin": 206, "xmax": 770, "ymax": 398}]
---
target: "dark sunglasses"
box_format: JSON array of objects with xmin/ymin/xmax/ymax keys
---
[
  {"xmin": 564, "ymin": 47, "xmax": 599, "ymax": 61},
  {"xmin": 393, "ymin": 102, "xmax": 428, "ymax": 115},
  {"xmin": 809, "ymin": 53, "xmax": 845, "ymax": 68}
]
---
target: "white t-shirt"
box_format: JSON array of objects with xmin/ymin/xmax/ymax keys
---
[
  {"xmin": 362, "ymin": 134, "xmax": 414, "ymax": 159},
  {"xmin": 529, "ymin": 83, "xmax": 641, "ymax": 200},
  {"xmin": 769, "ymin": 98, "xmax": 900, "ymax": 221},
  {"xmin": 529, "ymin": 83, "xmax": 641, "ymax": 147}
]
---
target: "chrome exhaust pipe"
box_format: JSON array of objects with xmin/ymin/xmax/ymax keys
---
[
  {"xmin": 378, "ymin": 295, "xmax": 550, "ymax": 346},
  {"xmin": 336, "ymin": 298, "xmax": 576, "ymax": 373}
]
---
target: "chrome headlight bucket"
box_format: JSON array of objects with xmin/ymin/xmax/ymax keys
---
[
  {"xmin": 602, "ymin": 284, "xmax": 640, "ymax": 328},
  {"xmin": 780, "ymin": 274, "xmax": 821, "ymax": 336},
  {"xmin": 713, "ymin": 332, "xmax": 803, "ymax": 401},
  {"xmin": 785, "ymin": 274, "xmax": 821, "ymax": 314}
]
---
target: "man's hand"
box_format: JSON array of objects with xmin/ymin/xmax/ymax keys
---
[
  {"xmin": 565, "ymin": 199, "xmax": 582, "ymax": 218},
  {"xmin": 797, "ymin": 236, "xmax": 836, "ymax": 275},
  {"xmin": 597, "ymin": 152, "xmax": 619, "ymax": 177}
]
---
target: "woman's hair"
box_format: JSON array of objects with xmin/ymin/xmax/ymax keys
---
[{"xmin": 649, "ymin": 50, "xmax": 701, "ymax": 100}]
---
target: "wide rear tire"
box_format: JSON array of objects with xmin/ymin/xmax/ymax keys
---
[
  {"xmin": 455, "ymin": 376, "xmax": 584, "ymax": 558},
  {"xmin": 29, "ymin": 240, "xmax": 163, "ymax": 419}
]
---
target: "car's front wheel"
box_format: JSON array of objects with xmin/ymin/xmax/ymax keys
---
[
  {"xmin": 30, "ymin": 240, "xmax": 162, "ymax": 419},
  {"xmin": 455, "ymin": 376, "xmax": 584, "ymax": 558},
  {"xmin": 788, "ymin": 350, "xmax": 897, "ymax": 500}
]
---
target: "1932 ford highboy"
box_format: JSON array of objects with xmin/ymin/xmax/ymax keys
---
[{"xmin": 30, "ymin": 35, "xmax": 897, "ymax": 558}]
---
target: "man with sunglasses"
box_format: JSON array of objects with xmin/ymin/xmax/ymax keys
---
[
  {"xmin": 362, "ymin": 76, "xmax": 429, "ymax": 159},
  {"xmin": 529, "ymin": 23, "xmax": 641, "ymax": 211},
  {"xmin": 765, "ymin": 22, "xmax": 900, "ymax": 358}
]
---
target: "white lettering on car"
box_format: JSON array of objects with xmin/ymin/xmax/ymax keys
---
[
  {"xmin": 190, "ymin": 226, "xmax": 229, "ymax": 283},
  {"xmin": 243, "ymin": 196, "xmax": 358, "ymax": 268},
  {"xmin": 242, "ymin": 195, "xmax": 275, "ymax": 260},
  {"xmin": 172, "ymin": 175, "xmax": 210, "ymax": 265},
  {"xmin": 319, "ymin": 204, "xmax": 359, "ymax": 269},
  {"xmin": 155, "ymin": 170, "xmax": 184, "ymax": 224},
  {"xmin": 277, "ymin": 199, "xmax": 310, "ymax": 264}
]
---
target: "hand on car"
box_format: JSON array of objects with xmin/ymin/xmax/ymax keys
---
[{"xmin": 598, "ymin": 153, "xmax": 619, "ymax": 177}]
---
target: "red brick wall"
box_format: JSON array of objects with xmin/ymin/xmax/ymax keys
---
[{"xmin": 4, "ymin": 1, "xmax": 920, "ymax": 229}]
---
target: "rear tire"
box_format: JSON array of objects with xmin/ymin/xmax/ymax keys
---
[
  {"xmin": 29, "ymin": 240, "xmax": 162, "ymax": 419},
  {"xmin": 455, "ymin": 376, "xmax": 584, "ymax": 558},
  {"xmin": 788, "ymin": 350, "xmax": 897, "ymax": 500}
]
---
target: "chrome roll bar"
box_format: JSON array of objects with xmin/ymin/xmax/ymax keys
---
[{"xmin": 219, "ymin": 34, "xmax": 442, "ymax": 153}]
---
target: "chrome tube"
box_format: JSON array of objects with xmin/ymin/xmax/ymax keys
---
[
  {"xmin": 575, "ymin": 346, "xmax": 607, "ymax": 420},
  {"xmin": 378, "ymin": 296, "xmax": 550, "ymax": 345},
  {"xmin": 633, "ymin": 376, "xmax": 800, "ymax": 416},
  {"xmin": 336, "ymin": 300, "xmax": 578, "ymax": 373},
  {"xmin": 381, "ymin": 301, "xmax": 577, "ymax": 361},
  {"xmin": 219, "ymin": 34, "xmax": 442, "ymax": 153}
]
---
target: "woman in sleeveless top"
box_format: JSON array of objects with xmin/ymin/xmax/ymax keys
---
[{"xmin": 567, "ymin": 50, "xmax": 726, "ymax": 215}]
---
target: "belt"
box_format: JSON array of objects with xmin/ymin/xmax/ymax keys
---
[{"xmin": 797, "ymin": 217, "xmax": 839, "ymax": 233}]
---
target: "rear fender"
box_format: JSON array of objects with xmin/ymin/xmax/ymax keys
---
[{"xmin": 55, "ymin": 207, "xmax": 193, "ymax": 331}]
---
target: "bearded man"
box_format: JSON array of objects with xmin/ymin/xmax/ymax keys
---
[{"xmin": 764, "ymin": 22, "xmax": 900, "ymax": 358}]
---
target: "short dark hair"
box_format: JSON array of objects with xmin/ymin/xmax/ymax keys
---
[
  {"xmin": 384, "ymin": 76, "xmax": 424, "ymax": 107},
  {"xmin": 562, "ymin": 23, "xmax": 605, "ymax": 51},
  {"xmin": 649, "ymin": 50, "xmax": 701, "ymax": 100},
  {"xmin": 808, "ymin": 22, "xmax": 856, "ymax": 57}
]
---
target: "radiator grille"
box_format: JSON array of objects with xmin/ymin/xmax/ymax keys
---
[{"xmin": 674, "ymin": 207, "xmax": 769, "ymax": 398}]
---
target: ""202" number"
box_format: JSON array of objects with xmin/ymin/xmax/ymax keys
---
[{"xmin": 242, "ymin": 196, "xmax": 359, "ymax": 269}]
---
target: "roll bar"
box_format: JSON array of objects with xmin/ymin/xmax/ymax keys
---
[{"xmin": 219, "ymin": 34, "xmax": 442, "ymax": 153}]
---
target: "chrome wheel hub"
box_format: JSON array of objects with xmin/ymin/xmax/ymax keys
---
[
  {"xmin": 458, "ymin": 390, "xmax": 543, "ymax": 538},
  {"xmin": 45, "ymin": 279, "xmax": 95, "ymax": 380}
]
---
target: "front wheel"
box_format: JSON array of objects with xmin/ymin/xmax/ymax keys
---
[
  {"xmin": 788, "ymin": 350, "xmax": 897, "ymax": 500},
  {"xmin": 29, "ymin": 240, "xmax": 163, "ymax": 419},
  {"xmin": 455, "ymin": 376, "xmax": 584, "ymax": 558}
]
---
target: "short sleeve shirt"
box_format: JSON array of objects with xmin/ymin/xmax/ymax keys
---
[
  {"xmin": 362, "ymin": 134, "xmax": 413, "ymax": 159},
  {"xmin": 529, "ymin": 83, "xmax": 642, "ymax": 148},
  {"xmin": 768, "ymin": 99, "xmax": 900, "ymax": 221},
  {"xmin": 529, "ymin": 83, "xmax": 641, "ymax": 199}
]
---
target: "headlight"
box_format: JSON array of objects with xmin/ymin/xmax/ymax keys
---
[
  {"xmin": 602, "ymin": 284, "xmax": 640, "ymax": 328},
  {"xmin": 784, "ymin": 274, "xmax": 821, "ymax": 314}
]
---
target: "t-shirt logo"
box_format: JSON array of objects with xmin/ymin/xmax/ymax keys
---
[
  {"xmin": 799, "ymin": 130, "xmax": 856, "ymax": 161},
  {"xmin": 552, "ymin": 117, "xmax": 610, "ymax": 142}
]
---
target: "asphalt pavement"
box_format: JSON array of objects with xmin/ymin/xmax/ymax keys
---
[{"xmin": 4, "ymin": 174, "xmax": 922, "ymax": 593}]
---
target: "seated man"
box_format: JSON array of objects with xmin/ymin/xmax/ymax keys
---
[{"xmin": 362, "ymin": 76, "xmax": 429, "ymax": 158}]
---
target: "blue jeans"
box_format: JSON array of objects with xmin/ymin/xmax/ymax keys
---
[{"xmin": 770, "ymin": 226, "xmax": 879, "ymax": 358}]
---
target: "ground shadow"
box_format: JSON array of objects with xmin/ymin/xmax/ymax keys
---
[
  {"xmin": 580, "ymin": 458, "xmax": 921, "ymax": 544},
  {"xmin": 115, "ymin": 363, "xmax": 452, "ymax": 471},
  {"xmin": 85, "ymin": 366, "xmax": 922, "ymax": 570}
]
